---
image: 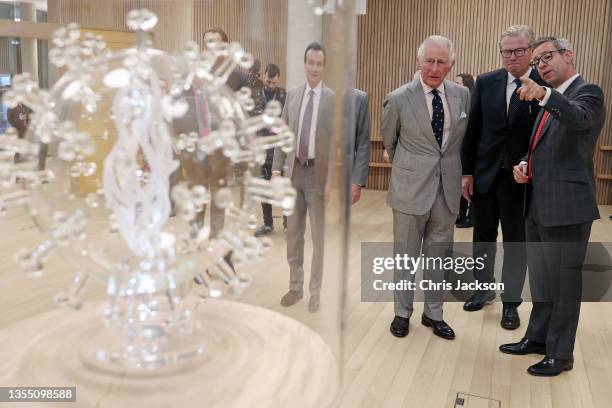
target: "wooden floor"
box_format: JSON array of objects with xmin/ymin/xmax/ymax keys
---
[{"xmin": 1, "ymin": 189, "xmax": 611, "ymax": 408}]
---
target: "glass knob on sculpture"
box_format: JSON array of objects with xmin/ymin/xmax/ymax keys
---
[{"xmin": 0, "ymin": 9, "xmax": 296, "ymax": 371}]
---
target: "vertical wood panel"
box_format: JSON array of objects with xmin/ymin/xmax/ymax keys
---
[
  {"xmin": 358, "ymin": 0, "xmax": 612, "ymax": 203},
  {"xmin": 597, "ymin": 0, "xmax": 612, "ymax": 204},
  {"xmin": 192, "ymin": 0, "xmax": 287, "ymax": 88},
  {"xmin": 50, "ymin": 0, "xmax": 287, "ymax": 85}
]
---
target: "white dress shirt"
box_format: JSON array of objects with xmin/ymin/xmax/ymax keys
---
[
  {"xmin": 506, "ymin": 67, "xmax": 532, "ymax": 112},
  {"xmin": 539, "ymin": 73, "xmax": 580, "ymax": 106},
  {"xmin": 296, "ymin": 81, "xmax": 323, "ymax": 160},
  {"xmin": 420, "ymin": 76, "xmax": 451, "ymax": 147}
]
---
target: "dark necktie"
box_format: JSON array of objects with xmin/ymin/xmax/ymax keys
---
[
  {"xmin": 507, "ymin": 78, "xmax": 522, "ymax": 119},
  {"xmin": 431, "ymin": 88, "xmax": 444, "ymax": 147},
  {"xmin": 298, "ymin": 89, "xmax": 315, "ymax": 164}
]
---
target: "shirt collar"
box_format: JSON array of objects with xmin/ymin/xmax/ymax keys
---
[
  {"xmin": 305, "ymin": 81, "xmax": 323, "ymax": 96},
  {"xmin": 419, "ymin": 75, "xmax": 445, "ymax": 96},
  {"xmin": 507, "ymin": 67, "xmax": 532, "ymax": 85},
  {"xmin": 556, "ymin": 73, "xmax": 580, "ymax": 94}
]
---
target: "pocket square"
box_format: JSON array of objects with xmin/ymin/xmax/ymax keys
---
[{"xmin": 460, "ymin": 112, "xmax": 467, "ymax": 119}]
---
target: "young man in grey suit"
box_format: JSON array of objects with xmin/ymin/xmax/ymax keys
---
[
  {"xmin": 502, "ymin": 37, "xmax": 605, "ymax": 376},
  {"xmin": 381, "ymin": 35, "xmax": 470, "ymax": 340},
  {"xmin": 272, "ymin": 42, "xmax": 335, "ymax": 313}
]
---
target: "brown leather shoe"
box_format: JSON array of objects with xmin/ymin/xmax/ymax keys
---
[{"xmin": 280, "ymin": 290, "xmax": 303, "ymax": 307}]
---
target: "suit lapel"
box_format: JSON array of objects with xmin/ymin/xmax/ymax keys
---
[
  {"xmin": 315, "ymin": 86, "xmax": 329, "ymax": 147},
  {"xmin": 532, "ymin": 76, "xmax": 583, "ymax": 150},
  {"xmin": 443, "ymin": 80, "xmax": 459, "ymax": 151},
  {"xmin": 407, "ymin": 80, "xmax": 440, "ymax": 150},
  {"xmin": 528, "ymin": 108, "xmax": 545, "ymax": 150},
  {"xmin": 290, "ymin": 84, "xmax": 306, "ymax": 148},
  {"xmin": 497, "ymin": 70, "xmax": 510, "ymax": 125}
]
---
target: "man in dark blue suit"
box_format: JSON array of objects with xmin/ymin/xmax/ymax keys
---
[
  {"xmin": 461, "ymin": 26, "xmax": 547, "ymax": 330},
  {"xmin": 501, "ymin": 36, "xmax": 605, "ymax": 376}
]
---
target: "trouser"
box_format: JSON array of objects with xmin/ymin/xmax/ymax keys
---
[
  {"xmin": 393, "ymin": 184, "xmax": 454, "ymax": 321},
  {"xmin": 286, "ymin": 160, "xmax": 325, "ymax": 295},
  {"xmin": 178, "ymin": 151, "xmax": 228, "ymax": 239},
  {"xmin": 524, "ymin": 192, "xmax": 591, "ymax": 359},
  {"xmin": 471, "ymin": 169, "xmax": 527, "ymax": 305},
  {"xmin": 260, "ymin": 161, "xmax": 287, "ymax": 229}
]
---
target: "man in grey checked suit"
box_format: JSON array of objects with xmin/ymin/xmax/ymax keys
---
[
  {"xmin": 502, "ymin": 36, "xmax": 605, "ymax": 377},
  {"xmin": 272, "ymin": 42, "xmax": 334, "ymax": 313},
  {"xmin": 345, "ymin": 88, "xmax": 371, "ymax": 204},
  {"xmin": 381, "ymin": 35, "xmax": 470, "ymax": 340}
]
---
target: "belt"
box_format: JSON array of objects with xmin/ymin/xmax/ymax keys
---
[{"xmin": 298, "ymin": 158, "xmax": 315, "ymax": 167}]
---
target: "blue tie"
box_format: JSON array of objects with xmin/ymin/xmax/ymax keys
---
[{"xmin": 431, "ymin": 88, "xmax": 444, "ymax": 147}]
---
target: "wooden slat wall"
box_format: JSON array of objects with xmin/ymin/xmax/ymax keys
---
[
  {"xmin": 357, "ymin": 0, "xmax": 437, "ymax": 191},
  {"xmin": 599, "ymin": 1, "xmax": 612, "ymax": 205},
  {"xmin": 191, "ymin": 0, "xmax": 287, "ymax": 88},
  {"xmin": 49, "ymin": 0, "xmax": 194, "ymax": 52},
  {"xmin": 358, "ymin": 0, "xmax": 612, "ymax": 204},
  {"xmin": 49, "ymin": 0, "xmax": 288, "ymax": 87},
  {"xmin": 0, "ymin": 38, "xmax": 13, "ymax": 74}
]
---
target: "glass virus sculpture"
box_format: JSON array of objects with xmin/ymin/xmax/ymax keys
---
[{"xmin": 0, "ymin": 9, "xmax": 296, "ymax": 370}]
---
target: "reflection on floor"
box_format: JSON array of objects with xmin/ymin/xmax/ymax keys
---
[{"xmin": 0, "ymin": 189, "xmax": 611, "ymax": 408}]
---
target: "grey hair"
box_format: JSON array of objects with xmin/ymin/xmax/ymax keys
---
[
  {"xmin": 499, "ymin": 25, "xmax": 535, "ymax": 46},
  {"xmin": 417, "ymin": 35, "xmax": 456, "ymax": 62},
  {"xmin": 533, "ymin": 36, "xmax": 574, "ymax": 52}
]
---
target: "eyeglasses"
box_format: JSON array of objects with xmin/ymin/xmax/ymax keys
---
[
  {"xmin": 422, "ymin": 58, "xmax": 450, "ymax": 67},
  {"xmin": 530, "ymin": 49, "xmax": 566, "ymax": 68},
  {"xmin": 500, "ymin": 47, "xmax": 531, "ymax": 58}
]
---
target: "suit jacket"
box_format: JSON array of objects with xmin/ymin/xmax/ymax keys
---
[
  {"xmin": 461, "ymin": 68, "xmax": 546, "ymax": 194},
  {"xmin": 272, "ymin": 83, "xmax": 335, "ymax": 187},
  {"xmin": 262, "ymin": 87, "xmax": 287, "ymax": 165},
  {"xmin": 381, "ymin": 79, "xmax": 470, "ymax": 215},
  {"xmin": 345, "ymin": 89, "xmax": 371, "ymax": 186},
  {"xmin": 524, "ymin": 76, "xmax": 605, "ymax": 227},
  {"xmin": 264, "ymin": 86, "xmax": 287, "ymax": 108},
  {"xmin": 172, "ymin": 67, "xmax": 248, "ymax": 183}
]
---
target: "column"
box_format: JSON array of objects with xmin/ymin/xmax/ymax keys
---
[
  {"xmin": 19, "ymin": 2, "xmax": 38, "ymax": 82},
  {"xmin": 285, "ymin": 0, "xmax": 322, "ymax": 90}
]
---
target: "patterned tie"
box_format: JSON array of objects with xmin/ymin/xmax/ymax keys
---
[
  {"xmin": 298, "ymin": 89, "xmax": 315, "ymax": 164},
  {"xmin": 527, "ymin": 111, "xmax": 550, "ymax": 179},
  {"xmin": 507, "ymin": 78, "xmax": 523, "ymax": 119},
  {"xmin": 431, "ymin": 88, "xmax": 444, "ymax": 147}
]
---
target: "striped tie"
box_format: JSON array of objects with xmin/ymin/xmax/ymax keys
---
[
  {"xmin": 527, "ymin": 111, "xmax": 550, "ymax": 179},
  {"xmin": 298, "ymin": 90, "xmax": 315, "ymax": 164}
]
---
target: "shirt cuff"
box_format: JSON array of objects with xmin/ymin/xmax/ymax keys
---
[
  {"xmin": 519, "ymin": 160, "xmax": 528, "ymax": 166},
  {"xmin": 538, "ymin": 87, "xmax": 552, "ymax": 106}
]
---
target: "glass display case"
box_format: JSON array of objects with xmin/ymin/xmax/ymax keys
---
[{"xmin": 0, "ymin": 1, "xmax": 357, "ymax": 407}]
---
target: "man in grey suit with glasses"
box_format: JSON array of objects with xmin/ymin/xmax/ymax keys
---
[{"xmin": 382, "ymin": 35, "xmax": 470, "ymax": 340}]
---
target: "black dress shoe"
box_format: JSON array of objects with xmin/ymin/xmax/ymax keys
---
[
  {"xmin": 463, "ymin": 290, "xmax": 496, "ymax": 311},
  {"xmin": 456, "ymin": 216, "xmax": 473, "ymax": 228},
  {"xmin": 254, "ymin": 225, "xmax": 273, "ymax": 237},
  {"xmin": 421, "ymin": 314, "xmax": 455, "ymax": 340},
  {"xmin": 501, "ymin": 305, "xmax": 520, "ymax": 330},
  {"xmin": 390, "ymin": 316, "xmax": 409, "ymax": 337},
  {"xmin": 527, "ymin": 357, "xmax": 574, "ymax": 376},
  {"xmin": 499, "ymin": 338, "xmax": 546, "ymax": 355}
]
